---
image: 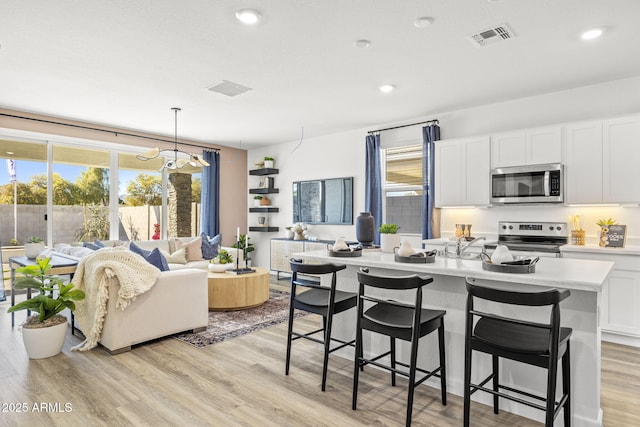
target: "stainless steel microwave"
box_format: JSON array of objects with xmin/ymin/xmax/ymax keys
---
[{"xmin": 490, "ymin": 163, "xmax": 564, "ymax": 204}]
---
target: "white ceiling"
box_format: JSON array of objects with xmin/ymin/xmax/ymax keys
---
[{"xmin": 1, "ymin": 0, "xmax": 639, "ymax": 149}]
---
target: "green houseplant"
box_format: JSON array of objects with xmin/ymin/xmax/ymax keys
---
[
  {"xmin": 7, "ymin": 256, "xmax": 85, "ymax": 359},
  {"xmin": 378, "ymin": 223, "xmax": 400, "ymax": 253},
  {"xmin": 378, "ymin": 224, "xmax": 400, "ymax": 234},
  {"xmin": 253, "ymin": 195, "xmax": 263, "ymax": 207},
  {"xmin": 263, "ymin": 156, "xmax": 275, "ymax": 168}
]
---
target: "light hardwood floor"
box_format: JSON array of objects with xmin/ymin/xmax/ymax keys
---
[{"xmin": 1, "ymin": 286, "xmax": 638, "ymax": 427}]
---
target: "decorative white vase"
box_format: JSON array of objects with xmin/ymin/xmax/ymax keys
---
[
  {"xmin": 24, "ymin": 242, "xmax": 44, "ymax": 259},
  {"xmin": 380, "ymin": 233, "xmax": 401, "ymax": 253},
  {"xmin": 208, "ymin": 263, "xmax": 234, "ymax": 273},
  {"xmin": 21, "ymin": 318, "xmax": 68, "ymax": 359}
]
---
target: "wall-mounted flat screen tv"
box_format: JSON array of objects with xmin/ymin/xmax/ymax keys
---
[{"xmin": 293, "ymin": 177, "xmax": 353, "ymax": 225}]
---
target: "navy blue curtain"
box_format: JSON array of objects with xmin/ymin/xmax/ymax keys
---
[
  {"xmin": 365, "ymin": 134, "xmax": 383, "ymax": 244},
  {"xmin": 200, "ymin": 150, "xmax": 220, "ymax": 237},
  {"xmin": 422, "ymin": 124, "xmax": 440, "ymax": 240}
]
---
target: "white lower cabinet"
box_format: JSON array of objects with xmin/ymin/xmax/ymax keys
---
[
  {"xmin": 270, "ymin": 239, "xmax": 331, "ymax": 277},
  {"xmin": 561, "ymin": 249, "xmax": 640, "ymax": 346}
]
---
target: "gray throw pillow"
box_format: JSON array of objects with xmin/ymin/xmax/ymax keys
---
[{"xmin": 201, "ymin": 232, "xmax": 221, "ymax": 259}]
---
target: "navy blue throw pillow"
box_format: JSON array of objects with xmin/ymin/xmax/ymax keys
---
[
  {"xmin": 83, "ymin": 242, "xmax": 101, "ymax": 251},
  {"xmin": 130, "ymin": 241, "xmax": 170, "ymax": 271},
  {"xmin": 201, "ymin": 232, "xmax": 221, "ymax": 259}
]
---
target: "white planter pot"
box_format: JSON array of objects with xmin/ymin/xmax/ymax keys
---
[
  {"xmin": 264, "ymin": 160, "xmax": 274, "ymax": 169},
  {"xmin": 22, "ymin": 318, "xmax": 68, "ymax": 359},
  {"xmin": 380, "ymin": 233, "xmax": 401, "ymax": 253},
  {"xmin": 253, "ymin": 199, "xmax": 262, "ymax": 207},
  {"xmin": 24, "ymin": 242, "xmax": 44, "ymax": 258}
]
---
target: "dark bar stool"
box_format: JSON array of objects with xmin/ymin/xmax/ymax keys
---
[
  {"xmin": 286, "ymin": 259, "xmax": 357, "ymax": 391},
  {"xmin": 463, "ymin": 277, "xmax": 572, "ymax": 427},
  {"xmin": 352, "ymin": 268, "xmax": 447, "ymax": 427}
]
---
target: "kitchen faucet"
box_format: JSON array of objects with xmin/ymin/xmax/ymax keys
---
[{"xmin": 456, "ymin": 236, "xmax": 487, "ymax": 258}]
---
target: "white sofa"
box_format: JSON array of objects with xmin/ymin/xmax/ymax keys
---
[
  {"xmin": 52, "ymin": 236, "xmax": 241, "ymax": 354},
  {"xmin": 99, "ymin": 268, "xmax": 208, "ymax": 354},
  {"xmin": 102, "ymin": 238, "xmax": 243, "ymax": 270}
]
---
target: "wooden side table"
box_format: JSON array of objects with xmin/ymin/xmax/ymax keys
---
[{"xmin": 207, "ymin": 267, "xmax": 270, "ymax": 311}]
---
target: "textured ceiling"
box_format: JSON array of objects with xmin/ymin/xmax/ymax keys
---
[{"xmin": 1, "ymin": 0, "xmax": 639, "ymax": 148}]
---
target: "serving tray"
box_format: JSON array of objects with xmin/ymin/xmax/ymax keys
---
[
  {"xmin": 327, "ymin": 247, "xmax": 363, "ymax": 257},
  {"xmin": 482, "ymin": 261, "xmax": 536, "ymax": 274},
  {"xmin": 394, "ymin": 253, "xmax": 436, "ymax": 264}
]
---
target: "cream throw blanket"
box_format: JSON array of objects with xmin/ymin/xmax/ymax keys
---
[{"xmin": 71, "ymin": 247, "xmax": 161, "ymax": 351}]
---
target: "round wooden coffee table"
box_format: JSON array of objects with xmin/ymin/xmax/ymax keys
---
[{"xmin": 207, "ymin": 267, "xmax": 270, "ymax": 311}]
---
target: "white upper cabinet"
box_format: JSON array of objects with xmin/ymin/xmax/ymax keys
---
[
  {"xmin": 565, "ymin": 120, "xmax": 603, "ymax": 204},
  {"xmin": 435, "ymin": 137, "xmax": 490, "ymax": 207},
  {"xmin": 603, "ymin": 115, "xmax": 640, "ymax": 203},
  {"xmin": 565, "ymin": 114, "xmax": 640, "ymax": 204},
  {"xmin": 491, "ymin": 126, "xmax": 562, "ymax": 168},
  {"xmin": 491, "ymin": 132, "xmax": 525, "ymax": 167}
]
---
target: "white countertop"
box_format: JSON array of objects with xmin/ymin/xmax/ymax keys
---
[
  {"xmin": 560, "ymin": 243, "xmax": 640, "ymax": 256},
  {"xmin": 296, "ymin": 249, "xmax": 614, "ymax": 292}
]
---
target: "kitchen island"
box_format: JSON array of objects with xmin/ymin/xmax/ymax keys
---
[{"xmin": 295, "ymin": 249, "xmax": 614, "ymax": 427}]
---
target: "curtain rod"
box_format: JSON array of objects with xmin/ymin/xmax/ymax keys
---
[
  {"xmin": 367, "ymin": 119, "xmax": 439, "ymax": 134},
  {"xmin": 0, "ymin": 113, "xmax": 220, "ymax": 152}
]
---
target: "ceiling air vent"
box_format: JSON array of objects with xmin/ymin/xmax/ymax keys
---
[
  {"xmin": 207, "ymin": 80, "xmax": 252, "ymax": 97},
  {"xmin": 468, "ymin": 23, "xmax": 515, "ymax": 47}
]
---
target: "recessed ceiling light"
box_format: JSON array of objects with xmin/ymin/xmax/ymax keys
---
[
  {"xmin": 414, "ymin": 17, "xmax": 433, "ymax": 28},
  {"xmin": 235, "ymin": 8, "xmax": 261, "ymax": 25},
  {"xmin": 353, "ymin": 39, "xmax": 371, "ymax": 48},
  {"xmin": 581, "ymin": 28, "xmax": 603, "ymax": 40},
  {"xmin": 6, "ymin": 151, "xmax": 14, "ymax": 155},
  {"xmin": 379, "ymin": 84, "xmax": 395, "ymax": 93}
]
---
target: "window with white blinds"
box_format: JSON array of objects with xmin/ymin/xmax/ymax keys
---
[{"xmin": 384, "ymin": 144, "xmax": 423, "ymax": 234}]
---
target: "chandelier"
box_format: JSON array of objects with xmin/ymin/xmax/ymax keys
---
[{"xmin": 136, "ymin": 107, "xmax": 210, "ymax": 171}]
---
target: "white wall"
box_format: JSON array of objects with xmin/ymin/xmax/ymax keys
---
[
  {"xmin": 248, "ymin": 75, "xmax": 640, "ymax": 268},
  {"xmin": 248, "ymin": 129, "xmax": 367, "ymax": 269}
]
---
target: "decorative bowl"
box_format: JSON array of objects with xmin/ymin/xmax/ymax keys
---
[{"xmin": 208, "ymin": 263, "xmax": 234, "ymax": 273}]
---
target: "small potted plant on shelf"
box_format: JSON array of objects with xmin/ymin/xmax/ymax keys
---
[
  {"xmin": 263, "ymin": 156, "xmax": 274, "ymax": 169},
  {"xmin": 378, "ymin": 223, "xmax": 400, "ymax": 253},
  {"xmin": 7, "ymin": 256, "xmax": 85, "ymax": 359},
  {"xmin": 253, "ymin": 195, "xmax": 263, "ymax": 207},
  {"xmin": 24, "ymin": 236, "xmax": 45, "ymax": 259},
  {"xmin": 209, "ymin": 249, "xmax": 235, "ymax": 272}
]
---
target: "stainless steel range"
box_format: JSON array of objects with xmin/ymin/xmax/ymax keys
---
[{"xmin": 492, "ymin": 221, "xmax": 568, "ymax": 257}]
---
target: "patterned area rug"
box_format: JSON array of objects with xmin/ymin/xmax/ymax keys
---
[{"xmin": 174, "ymin": 289, "xmax": 308, "ymax": 348}]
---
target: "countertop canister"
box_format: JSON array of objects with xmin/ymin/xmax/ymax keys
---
[{"xmin": 356, "ymin": 212, "xmax": 375, "ymax": 246}]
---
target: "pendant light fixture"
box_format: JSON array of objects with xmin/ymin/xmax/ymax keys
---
[{"xmin": 136, "ymin": 107, "xmax": 210, "ymax": 171}]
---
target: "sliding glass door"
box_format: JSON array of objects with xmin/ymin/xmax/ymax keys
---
[
  {"xmin": 52, "ymin": 145, "xmax": 110, "ymax": 245},
  {"xmin": 0, "ymin": 139, "xmax": 48, "ymax": 246}
]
